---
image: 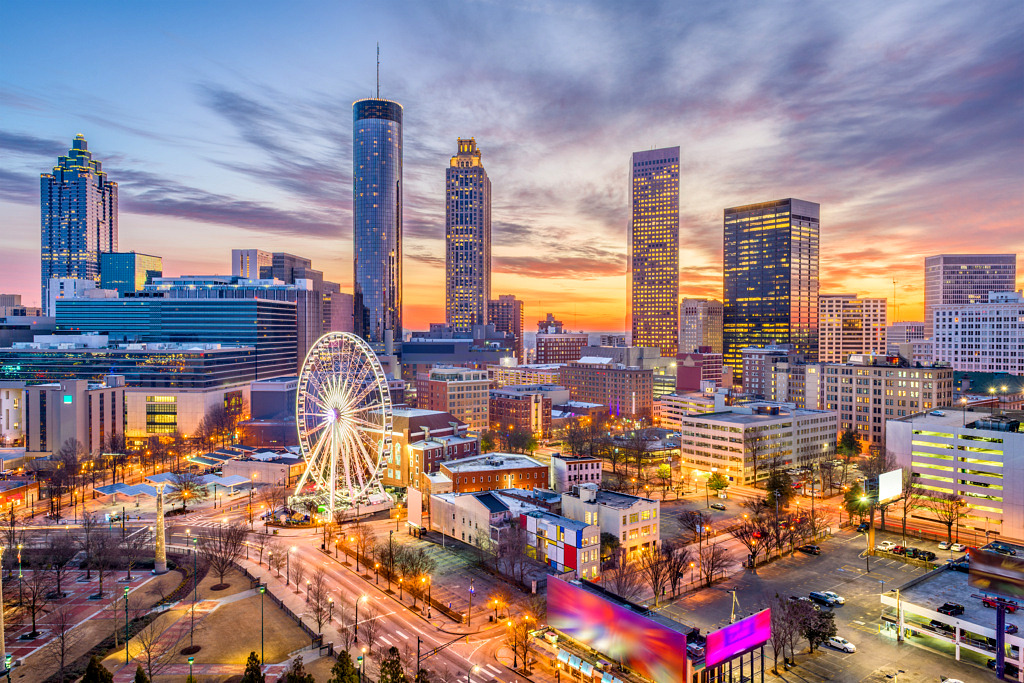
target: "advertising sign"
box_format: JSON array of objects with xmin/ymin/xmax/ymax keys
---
[
  {"xmin": 877, "ymin": 469, "xmax": 903, "ymax": 504},
  {"xmin": 705, "ymin": 609, "xmax": 772, "ymax": 668},
  {"xmin": 969, "ymin": 548, "xmax": 1024, "ymax": 600},
  {"xmin": 548, "ymin": 577, "xmax": 687, "ymax": 683}
]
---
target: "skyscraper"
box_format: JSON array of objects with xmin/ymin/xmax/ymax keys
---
[
  {"xmin": 100, "ymin": 252, "xmax": 163, "ymax": 295},
  {"xmin": 923, "ymin": 254, "xmax": 1016, "ymax": 338},
  {"xmin": 488, "ymin": 295, "xmax": 524, "ymax": 362},
  {"xmin": 40, "ymin": 135, "xmax": 118, "ymax": 304},
  {"xmin": 817, "ymin": 293, "xmax": 887, "ymax": 363},
  {"xmin": 679, "ymin": 298, "xmax": 723, "ymax": 354},
  {"xmin": 628, "ymin": 147, "xmax": 680, "ymax": 357},
  {"xmin": 231, "ymin": 249, "xmax": 272, "ymax": 278},
  {"xmin": 723, "ymin": 198, "xmax": 820, "ymax": 381},
  {"xmin": 353, "ymin": 98, "xmax": 403, "ymax": 347},
  {"xmin": 446, "ymin": 138, "xmax": 492, "ymax": 333}
]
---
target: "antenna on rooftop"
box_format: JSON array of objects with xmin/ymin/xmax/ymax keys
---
[
  {"xmin": 376, "ymin": 42, "xmax": 380, "ymax": 98},
  {"xmin": 892, "ymin": 278, "xmax": 898, "ymax": 322}
]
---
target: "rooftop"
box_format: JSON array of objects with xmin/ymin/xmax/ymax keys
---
[
  {"xmin": 442, "ymin": 453, "xmax": 545, "ymax": 473},
  {"xmin": 564, "ymin": 485, "xmax": 657, "ymax": 509},
  {"xmin": 524, "ymin": 509, "xmax": 594, "ymax": 531},
  {"xmin": 894, "ymin": 408, "xmax": 1024, "ymax": 433}
]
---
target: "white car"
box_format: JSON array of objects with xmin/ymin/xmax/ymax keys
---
[
  {"xmin": 950, "ymin": 543, "xmax": 967, "ymax": 552},
  {"xmin": 828, "ymin": 636, "xmax": 856, "ymax": 653},
  {"xmin": 878, "ymin": 541, "xmax": 897, "ymax": 552},
  {"xmin": 821, "ymin": 591, "xmax": 846, "ymax": 605},
  {"xmin": 939, "ymin": 541, "xmax": 951, "ymax": 550}
]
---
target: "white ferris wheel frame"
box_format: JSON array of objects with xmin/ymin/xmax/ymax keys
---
[{"xmin": 293, "ymin": 332, "xmax": 393, "ymax": 513}]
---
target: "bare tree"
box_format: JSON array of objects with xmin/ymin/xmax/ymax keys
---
[
  {"xmin": 121, "ymin": 526, "xmax": 152, "ymax": 581},
  {"xmin": 495, "ymin": 519, "xmax": 529, "ymax": 583},
  {"xmin": 46, "ymin": 532, "xmax": 77, "ymax": 598},
  {"xmin": 0, "ymin": 505, "xmax": 21, "ymax": 550},
  {"xmin": 92, "ymin": 533, "xmax": 118, "ymax": 599},
  {"xmin": 679, "ymin": 510, "xmax": 709, "ymax": 545},
  {"xmin": 602, "ymin": 549, "xmax": 643, "ymax": 601},
  {"xmin": 662, "ymin": 540, "xmax": 691, "ymax": 597},
  {"xmin": 198, "ymin": 522, "xmax": 247, "ymax": 587},
  {"xmin": 731, "ymin": 518, "xmax": 768, "ymax": 571},
  {"xmin": 636, "ymin": 546, "xmax": 671, "ymax": 605},
  {"xmin": 375, "ymin": 532, "xmax": 400, "ymax": 590},
  {"xmin": 20, "ymin": 562, "xmax": 55, "ymax": 636},
  {"xmin": 698, "ymin": 542, "xmax": 731, "ymax": 587},
  {"xmin": 353, "ymin": 522, "xmax": 377, "ymax": 574},
  {"xmin": 363, "ymin": 604, "xmax": 381, "ymax": 651},
  {"xmin": 768, "ymin": 594, "xmax": 793, "ymax": 672},
  {"xmin": 134, "ymin": 617, "xmax": 172, "ymax": 682},
  {"xmin": 898, "ymin": 469, "xmax": 926, "ymax": 546},
  {"xmin": 744, "ymin": 429, "xmax": 767, "ymax": 489},
  {"xmin": 337, "ymin": 601, "xmax": 356, "ymax": 651},
  {"xmin": 267, "ymin": 541, "xmax": 286, "ymax": 577},
  {"xmin": 307, "ymin": 567, "xmax": 331, "ymax": 633},
  {"xmin": 252, "ymin": 530, "xmax": 270, "ymax": 567},
  {"xmin": 46, "ymin": 604, "xmax": 83, "ymax": 683},
  {"xmin": 924, "ymin": 490, "xmax": 969, "ymax": 544},
  {"xmin": 258, "ymin": 483, "xmax": 289, "ymax": 516},
  {"xmin": 79, "ymin": 511, "xmax": 100, "ymax": 579},
  {"xmin": 166, "ymin": 471, "xmax": 209, "ymax": 512},
  {"xmin": 292, "ymin": 556, "xmax": 307, "ymax": 593}
]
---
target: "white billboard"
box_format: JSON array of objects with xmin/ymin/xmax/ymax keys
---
[{"xmin": 878, "ymin": 469, "xmax": 903, "ymax": 503}]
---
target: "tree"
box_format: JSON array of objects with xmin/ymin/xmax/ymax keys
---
[
  {"xmin": 307, "ymin": 567, "xmax": 331, "ymax": 632},
  {"xmin": 267, "ymin": 541, "xmax": 286, "ymax": 576},
  {"xmin": 744, "ymin": 429, "xmax": 767, "ymax": 488},
  {"xmin": 837, "ymin": 429, "xmax": 861, "ymax": 485},
  {"xmin": 924, "ymin": 491, "xmax": 969, "ymax": 544},
  {"xmin": 679, "ymin": 510, "xmax": 709, "ymax": 545},
  {"xmin": 843, "ymin": 482, "xmax": 867, "ymax": 521},
  {"xmin": 706, "ymin": 472, "xmax": 730, "ymax": 493},
  {"xmin": 134, "ymin": 665, "xmax": 150, "ymax": 683},
  {"xmin": 282, "ymin": 655, "xmax": 316, "ymax": 683},
  {"xmin": 764, "ymin": 469, "xmax": 794, "ymax": 508},
  {"xmin": 167, "ymin": 471, "xmax": 209, "ymax": 512},
  {"xmin": 241, "ymin": 651, "xmax": 266, "ymax": 683},
  {"xmin": 82, "ymin": 655, "xmax": 114, "ymax": 683},
  {"xmin": 731, "ymin": 517, "xmax": 768, "ymax": 571},
  {"xmin": 662, "ymin": 540, "xmax": 691, "ymax": 597},
  {"xmin": 252, "ymin": 530, "xmax": 270, "ymax": 567},
  {"xmin": 79, "ymin": 510, "xmax": 100, "ymax": 579},
  {"xmin": 353, "ymin": 522, "xmax": 378, "ymax": 574},
  {"xmin": 46, "ymin": 531, "xmax": 77, "ymax": 597},
  {"xmin": 375, "ymin": 532, "xmax": 399, "ymax": 590},
  {"xmin": 330, "ymin": 651, "xmax": 360, "ymax": 683},
  {"xmin": 378, "ymin": 646, "xmax": 409, "ymax": 683},
  {"xmin": 20, "ymin": 561, "xmax": 55, "ymax": 636},
  {"xmin": 625, "ymin": 429, "xmax": 649, "ymax": 482},
  {"xmin": 92, "ymin": 533, "xmax": 118, "ymax": 599},
  {"xmin": 198, "ymin": 522, "xmax": 248, "ymax": 587},
  {"xmin": 258, "ymin": 483, "xmax": 288, "ymax": 516},
  {"xmin": 495, "ymin": 518, "xmax": 528, "ymax": 583},
  {"xmin": 637, "ymin": 545, "xmax": 671, "ymax": 605},
  {"xmin": 603, "ymin": 548, "xmax": 643, "ymax": 600},
  {"xmin": 47, "ymin": 604, "xmax": 82, "ymax": 683},
  {"xmin": 134, "ymin": 619, "xmax": 171, "ymax": 682},
  {"xmin": 599, "ymin": 532, "xmax": 620, "ymax": 564},
  {"xmin": 0, "ymin": 504, "xmax": 21, "ymax": 551},
  {"xmin": 655, "ymin": 464, "xmax": 673, "ymax": 498},
  {"xmin": 363, "ymin": 604, "xmax": 382, "ymax": 651},
  {"xmin": 292, "ymin": 556, "xmax": 307, "ymax": 592},
  {"xmin": 801, "ymin": 609, "xmax": 836, "ymax": 653},
  {"xmin": 698, "ymin": 542, "xmax": 731, "ymax": 587},
  {"xmin": 480, "ymin": 431, "xmax": 497, "ymax": 453},
  {"xmin": 121, "ymin": 526, "xmax": 152, "ymax": 581},
  {"xmin": 768, "ymin": 594, "xmax": 792, "ymax": 671},
  {"xmin": 898, "ymin": 471, "xmax": 926, "ymax": 546}
]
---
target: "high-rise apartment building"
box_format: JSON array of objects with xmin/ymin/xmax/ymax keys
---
[
  {"xmin": 415, "ymin": 366, "xmax": 490, "ymax": 433},
  {"xmin": 741, "ymin": 345, "xmax": 800, "ymax": 399},
  {"xmin": 558, "ymin": 358, "xmax": 653, "ymax": 420},
  {"xmin": 353, "ymin": 98, "xmax": 403, "ymax": 347},
  {"xmin": 680, "ymin": 298, "xmax": 723, "ymax": 354},
  {"xmin": 488, "ymin": 295, "xmax": 524, "ymax": 363},
  {"xmin": 933, "ymin": 291, "xmax": 1024, "ymax": 374},
  {"xmin": 818, "ymin": 294, "xmax": 887, "ymax": 363},
  {"xmin": 446, "ymin": 139, "xmax": 491, "ymax": 333},
  {"xmin": 40, "ymin": 135, "xmax": 118, "ymax": 304},
  {"xmin": 724, "ymin": 198, "xmax": 820, "ymax": 379},
  {"xmin": 231, "ymin": 249, "xmax": 272, "ymax": 279},
  {"xmin": 536, "ymin": 314, "xmax": 588, "ymax": 364},
  {"xmin": 100, "ymin": 252, "xmax": 163, "ymax": 295},
  {"xmin": 628, "ymin": 148, "xmax": 680, "ymax": 356},
  {"xmin": 924, "ymin": 254, "xmax": 1016, "ymax": 338}
]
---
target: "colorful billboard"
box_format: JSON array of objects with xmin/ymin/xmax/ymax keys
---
[
  {"xmin": 705, "ymin": 609, "xmax": 772, "ymax": 668},
  {"xmin": 969, "ymin": 548, "xmax": 1024, "ymax": 600},
  {"xmin": 547, "ymin": 577, "xmax": 688, "ymax": 683}
]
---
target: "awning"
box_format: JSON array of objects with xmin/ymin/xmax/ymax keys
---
[
  {"xmin": 557, "ymin": 650, "xmax": 570, "ymax": 665},
  {"xmin": 580, "ymin": 661, "xmax": 594, "ymax": 676},
  {"xmin": 568, "ymin": 655, "xmax": 582, "ymax": 670},
  {"xmin": 94, "ymin": 483, "xmax": 158, "ymax": 497},
  {"xmin": 601, "ymin": 674, "xmax": 613, "ymax": 683}
]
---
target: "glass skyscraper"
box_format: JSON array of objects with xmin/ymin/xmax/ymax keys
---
[
  {"xmin": 628, "ymin": 147, "xmax": 680, "ymax": 356},
  {"xmin": 99, "ymin": 252, "xmax": 163, "ymax": 294},
  {"xmin": 353, "ymin": 98, "xmax": 403, "ymax": 347},
  {"xmin": 723, "ymin": 198, "xmax": 820, "ymax": 380},
  {"xmin": 40, "ymin": 135, "xmax": 118, "ymax": 304},
  {"xmin": 446, "ymin": 138, "xmax": 491, "ymax": 333}
]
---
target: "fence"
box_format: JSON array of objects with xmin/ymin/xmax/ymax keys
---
[{"xmin": 235, "ymin": 561, "xmax": 326, "ymax": 651}]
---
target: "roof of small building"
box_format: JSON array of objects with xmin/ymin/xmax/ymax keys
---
[
  {"xmin": 442, "ymin": 453, "xmax": 546, "ymax": 473},
  {"xmin": 524, "ymin": 509, "xmax": 593, "ymax": 531},
  {"xmin": 563, "ymin": 486, "xmax": 657, "ymax": 509}
]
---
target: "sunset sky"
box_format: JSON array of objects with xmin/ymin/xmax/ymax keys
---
[{"xmin": 1, "ymin": 1, "xmax": 1020, "ymax": 331}]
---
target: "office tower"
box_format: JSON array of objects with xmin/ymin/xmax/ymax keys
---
[
  {"xmin": 628, "ymin": 147, "xmax": 680, "ymax": 356},
  {"xmin": 741, "ymin": 345, "xmax": 800, "ymax": 399},
  {"xmin": 231, "ymin": 249, "xmax": 272, "ymax": 279},
  {"xmin": 679, "ymin": 298, "xmax": 723, "ymax": 354},
  {"xmin": 488, "ymin": 295, "xmax": 524, "ymax": 362},
  {"xmin": 676, "ymin": 348, "xmax": 724, "ymax": 391},
  {"xmin": 599, "ymin": 334, "xmax": 627, "ymax": 347},
  {"xmin": 536, "ymin": 314, "xmax": 588, "ymax": 364},
  {"xmin": 924, "ymin": 254, "xmax": 1017, "ymax": 338},
  {"xmin": 886, "ymin": 321, "xmax": 925, "ymax": 354},
  {"xmin": 353, "ymin": 97, "xmax": 403, "ymax": 347},
  {"xmin": 100, "ymin": 252, "xmax": 163, "ymax": 295},
  {"xmin": 40, "ymin": 135, "xmax": 118, "ymax": 304},
  {"xmin": 558, "ymin": 358, "xmax": 653, "ymax": 420},
  {"xmin": 415, "ymin": 366, "xmax": 490, "ymax": 433},
  {"xmin": 446, "ymin": 139, "xmax": 491, "ymax": 333},
  {"xmin": 723, "ymin": 198, "xmax": 820, "ymax": 381},
  {"xmin": 817, "ymin": 294, "xmax": 887, "ymax": 363},
  {"xmin": 933, "ymin": 291, "xmax": 1024, "ymax": 373}
]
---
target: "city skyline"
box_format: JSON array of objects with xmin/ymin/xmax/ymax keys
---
[{"xmin": 2, "ymin": 1, "xmax": 1022, "ymax": 331}]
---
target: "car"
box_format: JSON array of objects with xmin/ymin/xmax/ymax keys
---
[
  {"xmin": 983, "ymin": 597, "xmax": 1019, "ymax": 613},
  {"xmin": 856, "ymin": 522, "xmax": 869, "ymax": 532},
  {"xmin": 948, "ymin": 560, "xmax": 970, "ymax": 573},
  {"xmin": 821, "ymin": 591, "xmax": 846, "ymax": 605},
  {"xmin": 710, "ymin": 502, "xmax": 726, "ymax": 511},
  {"xmin": 989, "ymin": 542, "xmax": 1017, "ymax": 556},
  {"xmin": 809, "ymin": 591, "xmax": 837, "ymax": 606},
  {"xmin": 904, "ymin": 547, "xmax": 920, "ymax": 559},
  {"xmin": 878, "ymin": 541, "xmax": 897, "ymax": 552},
  {"xmin": 988, "ymin": 659, "xmax": 1020, "ymax": 676},
  {"xmin": 1007, "ymin": 624, "xmax": 1019, "ymax": 635},
  {"xmin": 929, "ymin": 619, "xmax": 955, "ymax": 634},
  {"xmin": 797, "ymin": 545, "xmax": 821, "ymax": 555},
  {"xmin": 950, "ymin": 543, "xmax": 967, "ymax": 552},
  {"xmin": 919, "ymin": 550, "xmax": 937, "ymax": 562},
  {"xmin": 892, "ymin": 545, "xmax": 907, "ymax": 555},
  {"xmin": 938, "ymin": 602, "xmax": 965, "ymax": 616},
  {"xmin": 827, "ymin": 636, "xmax": 856, "ymax": 653},
  {"xmin": 939, "ymin": 541, "xmax": 951, "ymax": 550}
]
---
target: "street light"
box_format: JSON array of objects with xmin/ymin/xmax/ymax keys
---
[
  {"xmin": 398, "ymin": 577, "xmax": 403, "ymax": 600},
  {"xmin": 374, "ymin": 562, "xmax": 380, "ymax": 585},
  {"xmin": 355, "ymin": 595, "xmax": 367, "ymax": 638},
  {"xmin": 328, "ymin": 597, "xmax": 334, "ymax": 623},
  {"xmin": 469, "ymin": 664, "xmax": 480, "ymax": 683},
  {"xmin": 188, "ymin": 656, "xmax": 194, "ymax": 680},
  {"xmin": 259, "ymin": 585, "xmax": 266, "ymax": 664},
  {"xmin": 467, "ymin": 579, "xmax": 475, "ymax": 627},
  {"xmin": 305, "ymin": 579, "xmax": 311, "ymax": 602}
]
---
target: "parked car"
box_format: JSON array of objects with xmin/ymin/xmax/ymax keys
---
[
  {"xmin": 938, "ymin": 602, "xmax": 965, "ymax": 616},
  {"xmin": 939, "ymin": 541, "xmax": 951, "ymax": 550},
  {"xmin": 918, "ymin": 550, "xmax": 937, "ymax": 561},
  {"xmin": 797, "ymin": 545, "xmax": 821, "ymax": 555},
  {"xmin": 821, "ymin": 591, "xmax": 846, "ymax": 605},
  {"xmin": 983, "ymin": 596, "xmax": 1019, "ymax": 613},
  {"xmin": 878, "ymin": 541, "xmax": 897, "ymax": 552},
  {"xmin": 856, "ymin": 522, "xmax": 869, "ymax": 532},
  {"xmin": 1007, "ymin": 624, "xmax": 1019, "ymax": 635},
  {"xmin": 710, "ymin": 502, "xmax": 727, "ymax": 511},
  {"xmin": 988, "ymin": 659, "xmax": 1020, "ymax": 676},
  {"xmin": 950, "ymin": 543, "xmax": 967, "ymax": 552},
  {"xmin": 904, "ymin": 547, "xmax": 920, "ymax": 559},
  {"xmin": 989, "ymin": 542, "xmax": 1017, "ymax": 556},
  {"xmin": 892, "ymin": 545, "xmax": 907, "ymax": 556},
  {"xmin": 827, "ymin": 636, "xmax": 856, "ymax": 653},
  {"xmin": 809, "ymin": 591, "xmax": 837, "ymax": 606},
  {"xmin": 948, "ymin": 560, "xmax": 970, "ymax": 573},
  {"xmin": 929, "ymin": 619, "xmax": 955, "ymax": 634}
]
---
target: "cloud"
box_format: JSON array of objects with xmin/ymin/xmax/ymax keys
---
[{"xmin": 0, "ymin": 130, "xmax": 66, "ymax": 158}]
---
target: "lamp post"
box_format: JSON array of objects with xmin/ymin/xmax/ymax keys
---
[
  {"xmin": 188, "ymin": 656, "xmax": 194, "ymax": 680},
  {"xmin": 191, "ymin": 536, "xmax": 198, "ymax": 648},
  {"xmin": 286, "ymin": 547, "xmax": 292, "ymax": 586},
  {"xmin": 355, "ymin": 595, "xmax": 366, "ymax": 638},
  {"xmin": 860, "ymin": 496, "xmax": 870, "ymax": 572},
  {"xmin": 305, "ymin": 579, "xmax": 311, "ymax": 602},
  {"xmin": 467, "ymin": 579, "xmax": 475, "ymax": 627},
  {"xmin": 259, "ymin": 585, "xmax": 265, "ymax": 664},
  {"xmin": 328, "ymin": 597, "xmax": 334, "ymax": 623},
  {"xmin": 399, "ymin": 577, "xmax": 403, "ymax": 600},
  {"xmin": 422, "ymin": 575, "xmax": 432, "ymax": 617},
  {"xmin": 374, "ymin": 562, "xmax": 380, "ymax": 585},
  {"xmin": 990, "ymin": 387, "xmax": 997, "ymax": 415},
  {"xmin": 469, "ymin": 664, "xmax": 480, "ymax": 683},
  {"xmin": 124, "ymin": 587, "xmax": 129, "ymax": 664}
]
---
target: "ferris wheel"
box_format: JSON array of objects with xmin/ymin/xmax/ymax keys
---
[{"xmin": 293, "ymin": 332, "xmax": 392, "ymax": 513}]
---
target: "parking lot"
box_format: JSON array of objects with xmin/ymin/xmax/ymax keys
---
[{"xmin": 655, "ymin": 526, "xmax": 995, "ymax": 682}]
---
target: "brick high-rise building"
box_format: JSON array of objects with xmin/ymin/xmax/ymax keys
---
[
  {"xmin": 415, "ymin": 366, "xmax": 490, "ymax": 433},
  {"xmin": 559, "ymin": 357, "xmax": 653, "ymax": 420},
  {"xmin": 536, "ymin": 313, "xmax": 588, "ymax": 364},
  {"xmin": 488, "ymin": 295, "xmax": 524, "ymax": 362},
  {"xmin": 489, "ymin": 385, "xmax": 554, "ymax": 439}
]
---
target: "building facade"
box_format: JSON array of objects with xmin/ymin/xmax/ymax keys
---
[
  {"xmin": 40, "ymin": 135, "xmax": 117, "ymax": 304},
  {"xmin": 653, "ymin": 390, "xmax": 729, "ymax": 430},
  {"xmin": 385, "ymin": 408, "xmax": 474, "ymax": 489},
  {"xmin": 924, "ymin": 254, "xmax": 1016, "ymax": 338},
  {"xmin": 932, "ymin": 291, "xmax": 1024, "ymax": 374},
  {"xmin": 558, "ymin": 358, "xmax": 654, "ymax": 420},
  {"xmin": 561, "ymin": 484, "xmax": 660, "ymax": 557},
  {"xmin": 550, "ymin": 453, "xmax": 603, "ymax": 493},
  {"xmin": 741, "ymin": 346, "xmax": 800, "ymax": 398},
  {"xmin": 824, "ymin": 355, "xmax": 955, "ymax": 451},
  {"xmin": 680, "ymin": 298, "xmax": 723, "ymax": 354},
  {"xmin": 678, "ymin": 403, "xmax": 837, "ymax": 486},
  {"xmin": 440, "ymin": 453, "xmax": 549, "ymax": 493},
  {"xmin": 24, "ymin": 377, "xmax": 125, "ymax": 455},
  {"xmin": 628, "ymin": 147, "xmax": 680, "ymax": 356},
  {"xmin": 353, "ymin": 98, "xmax": 403, "ymax": 347},
  {"xmin": 724, "ymin": 199, "xmax": 820, "ymax": 380},
  {"xmin": 521, "ymin": 510, "xmax": 601, "ymax": 579},
  {"xmin": 489, "ymin": 385, "xmax": 555, "ymax": 439},
  {"xmin": 100, "ymin": 252, "xmax": 163, "ymax": 295},
  {"xmin": 231, "ymin": 249, "xmax": 272, "ymax": 279},
  {"xmin": 488, "ymin": 362, "xmax": 564, "ymax": 388},
  {"xmin": 415, "ymin": 366, "xmax": 489, "ymax": 433},
  {"xmin": 676, "ymin": 349, "xmax": 724, "ymax": 392},
  {"xmin": 488, "ymin": 295, "xmax": 524, "ymax": 363},
  {"xmin": 818, "ymin": 294, "xmax": 887, "ymax": 363},
  {"xmin": 446, "ymin": 139, "xmax": 492, "ymax": 333},
  {"xmin": 886, "ymin": 321, "xmax": 925, "ymax": 355}
]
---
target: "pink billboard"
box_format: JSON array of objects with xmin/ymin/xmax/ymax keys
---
[
  {"xmin": 705, "ymin": 609, "xmax": 772, "ymax": 668},
  {"xmin": 547, "ymin": 577, "xmax": 688, "ymax": 683}
]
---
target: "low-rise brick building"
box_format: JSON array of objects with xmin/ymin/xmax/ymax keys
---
[{"xmin": 440, "ymin": 453, "xmax": 548, "ymax": 493}]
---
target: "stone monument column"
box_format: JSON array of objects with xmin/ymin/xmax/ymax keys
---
[
  {"xmin": 154, "ymin": 483, "xmax": 168, "ymax": 574},
  {"xmin": 0, "ymin": 546, "xmax": 6, "ymax": 669}
]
